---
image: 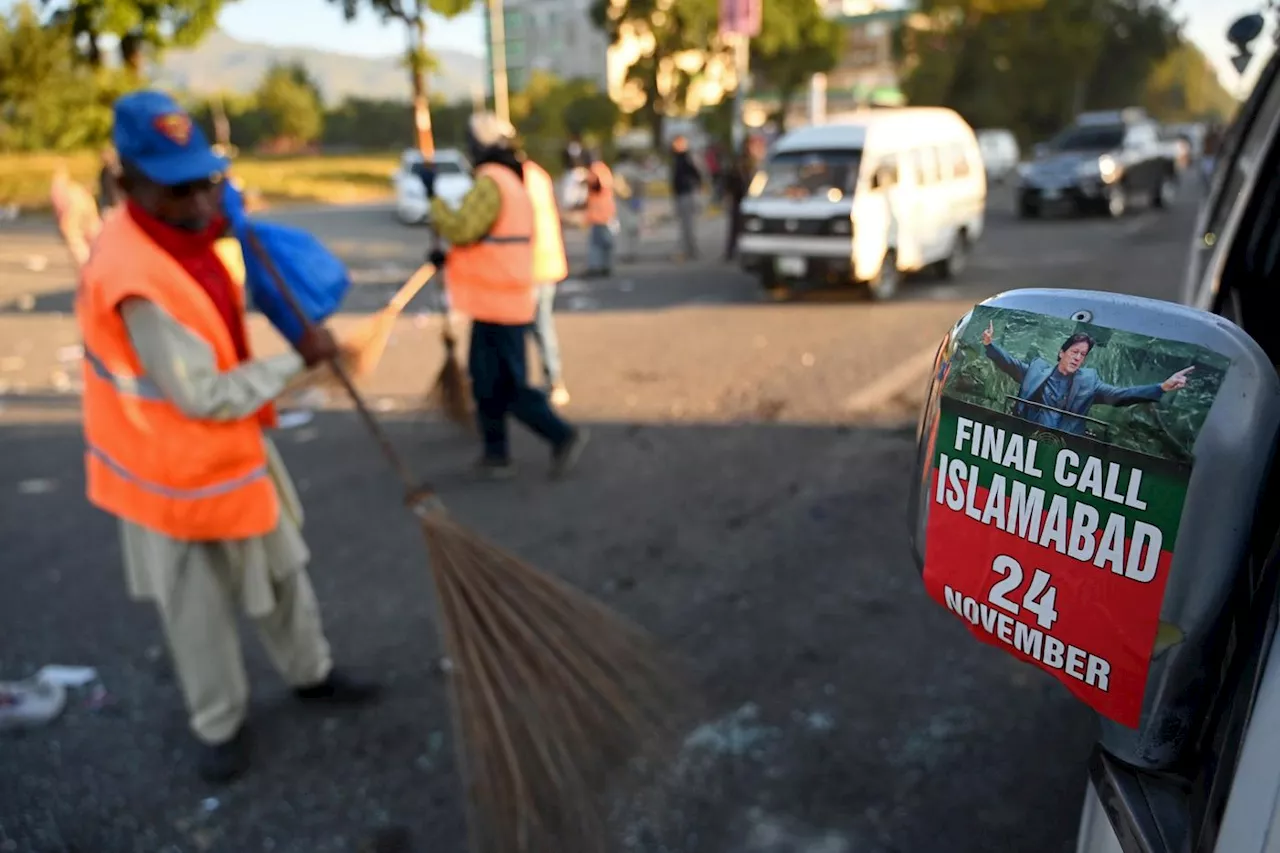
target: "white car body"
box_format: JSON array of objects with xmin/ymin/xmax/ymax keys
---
[
  {"xmin": 975, "ymin": 128, "xmax": 1021, "ymax": 183},
  {"xmin": 392, "ymin": 148, "xmax": 474, "ymax": 225}
]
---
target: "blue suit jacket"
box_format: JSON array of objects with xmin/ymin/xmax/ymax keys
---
[{"xmin": 984, "ymin": 343, "xmax": 1164, "ymax": 435}]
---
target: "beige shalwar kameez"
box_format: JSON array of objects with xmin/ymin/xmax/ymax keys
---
[{"xmin": 117, "ymin": 299, "xmax": 333, "ymax": 745}]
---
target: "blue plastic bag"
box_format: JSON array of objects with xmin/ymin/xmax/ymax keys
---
[{"xmin": 222, "ymin": 182, "xmax": 351, "ymax": 345}]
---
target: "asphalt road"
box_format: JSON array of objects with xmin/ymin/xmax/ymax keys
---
[{"xmin": 0, "ymin": 183, "xmax": 1202, "ymax": 853}]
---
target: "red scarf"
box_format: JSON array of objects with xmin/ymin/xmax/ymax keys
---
[{"xmin": 126, "ymin": 200, "xmax": 250, "ymax": 362}]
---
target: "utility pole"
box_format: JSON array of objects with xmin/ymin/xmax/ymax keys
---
[{"xmin": 487, "ymin": 0, "xmax": 511, "ymax": 123}]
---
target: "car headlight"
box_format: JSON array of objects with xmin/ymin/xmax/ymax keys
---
[
  {"xmin": 1097, "ymin": 155, "xmax": 1118, "ymax": 182},
  {"xmin": 744, "ymin": 216, "xmax": 764, "ymax": 233}
]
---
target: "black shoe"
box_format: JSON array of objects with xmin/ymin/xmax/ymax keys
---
[
  {"xmin": 551, "ymin": 428, "xmax": 590, "ymax": 479},
  {"xmin": 475, "ymin": 456, "xmax": 517, "ymax": 480},
  {"xmin": 294, "ymin": 670, "xmax": 382, "ymax": 705},
  {"xmin": 199, "ymin": 725, "xmax": 251, "ymax": 784}
]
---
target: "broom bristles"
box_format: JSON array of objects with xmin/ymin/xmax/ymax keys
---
[
  {"xmin": 418, "ymin": 506, "xmax": 693, "ymax": 853},
  {"xmin": 426, "ymin": 332, "xmax": 473, "ymax": 427}
]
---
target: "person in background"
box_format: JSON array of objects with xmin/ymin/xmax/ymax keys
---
[
  {"xmin": 583, "ymin": 151, "xmax": 617, "ymax": 277},
  {"xmin": 704, "ymin": 143, "xmax": 723, "ymax": 205},
  {"xmin": 50, "ymin": 165, "xmax": 102, "ymax": 271},
  {"xmin": 98, "ymin": 146, "xmax": 124, "ymax": 213},
  {"xmin": 423, "ymin": 112, "xmax": 589, "ymax": 479},
  {"xmin": 722, "ymin": 134, "xmax": 767, "ymax": 262},
  {"xmin": 521, "ymin": 150, "xmax": 573, "ymax": 407},
  {"xmin": 613, "ymin": 150, "xmax": 645, "ymax": 263},
  {"xmin": 670, "ymin": 135, "xmax": 704, "ymax": 261},
  {"xmin": 76, "ymin": 91, "xmax": 379, "ymax": 785}
]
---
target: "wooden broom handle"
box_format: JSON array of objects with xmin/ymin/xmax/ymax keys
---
[{"xmin": 241, "ymin": 227, "xmax": 431, "ymax": 502}]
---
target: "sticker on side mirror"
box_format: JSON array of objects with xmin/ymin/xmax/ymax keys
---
[{"xmin": 920, "ymin": 303, "xmax": 1229, "ymax": 728}]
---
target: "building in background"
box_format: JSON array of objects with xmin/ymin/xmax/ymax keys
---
[{"xmin": 484, "ymin": 0, "xmax": 611, "ymax": 93}]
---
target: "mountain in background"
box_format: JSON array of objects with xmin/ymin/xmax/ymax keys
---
[{"xmin": 155, "ymin": 30, "xmax": 486, "ymax": 105}]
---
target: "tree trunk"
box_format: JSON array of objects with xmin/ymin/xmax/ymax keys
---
[{"xmin": 409, "ymin": 1, "xmax": 435, "ymax": 157}]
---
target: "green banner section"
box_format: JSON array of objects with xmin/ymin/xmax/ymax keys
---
[{"xmin": 935, "ymin": 400, "xmax": 1189, "ymax": 542}]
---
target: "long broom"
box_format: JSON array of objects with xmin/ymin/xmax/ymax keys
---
[{"xmin": 242, "ymin": 229, "xmax": 690, "ymax": 853}]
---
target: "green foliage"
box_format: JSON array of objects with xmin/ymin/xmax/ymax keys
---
[
  {"xmin": 511, "ymin": 70, "xmax": 620, "ymax": 166},
  {"xmin": 1145, "ymin": 42, "xmax": 1238, "ymax": 123},
  {"xmin": 40, "ymin": 0, "xmax": 231, "ymax": 68},
  {"xmin": 254, "ymin": 62, "xmax": 325, "ymax": 144},
  {"xmin": 898, "ymin": 0, "xmax": 1217, "ymax": 144},
  {"xmin": 945, "ymin": 307, "xmax": 1230, "ymax": 463},
  {"xmin": 750, "ymin": 0, "xmax": 842, "ymax": 131},
  {"xmin": 590, "ymin": 0, "xmax": 718, "ymax": 141},
  {"xmin": 0, "ymin": 2, "xmax": 143, "ymax": 152}
]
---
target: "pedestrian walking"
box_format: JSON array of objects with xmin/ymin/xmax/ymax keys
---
[
  {"xmin": 76, "ymin": 90, "xmax": 380, "ymax": 784},
  {"xmin": 50, "ymin": 165, "xmax": 102, "ymax": 271},
  {"xmin": 614, "ymin": 151, "xmax": 645, "ymax": 262},
  {"xmin": 583, "ymin": 151, "xmax": 617, "ymax": 277},
  {"xmin": 423, "ymin": 112, "xmax": 589, "ymax": 479},
  {"xmin": 722, "ymin": 134, "xmax": 766, "ymax": 261},
  {"xmin": 670, "ymin": 135, "xmax": 704, "ymax": 260},
  {"xmin": 522, "ymin": 152, "xmax": 572, "ymax": 406}
]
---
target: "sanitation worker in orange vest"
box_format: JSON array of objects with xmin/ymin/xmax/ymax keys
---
[
  {"xmin": 76, "ymin": 91, "xmax": 380, "ymax": 784},
  {"xmin": 423, "ymin": 113, "xmax": 589, "ymax": 479},
  {"xmin": 521, "ymin": 152, "xmax": 572, "ymax": 407},
  {"xmin": 583, "ymin": 152, "xmax": 617, "ymax": 277}
]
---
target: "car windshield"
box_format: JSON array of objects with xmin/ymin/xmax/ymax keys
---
[
  {"xmin": 750, "ymin": 149, "xmax": 862, "ymax": 200},
  {"xmin": 1049, "ymin": 125, "xmax": 1125, "ymax": 152}
]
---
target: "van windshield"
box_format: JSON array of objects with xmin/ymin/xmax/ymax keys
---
[{"xmin": 750, "ymin": 149, "xmax": 862, "ymax": 200}]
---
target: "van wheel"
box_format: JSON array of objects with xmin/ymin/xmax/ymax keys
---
[
  {"xmin": 938, "ymin": 231, "xmax": 969, "ymax": 280},
  {"xmin": 864, "ymin": 250, "xmax": 900, "ymax": 301}
]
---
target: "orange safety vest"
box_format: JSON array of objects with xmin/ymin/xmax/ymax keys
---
[
  {"xmin": 445, "ymin": 162, "xmax": 536, "ymax": 325},
  {"xmin": 523, "ymin": 159, "xmax": 568, "ymax": 284},
  {"xmin": 76, "ymin": 207, "xmax": 280, "ymax": 541},
  {"xmin": 585, "ymin": 161, "xmax": 616, "ymax": 226}
]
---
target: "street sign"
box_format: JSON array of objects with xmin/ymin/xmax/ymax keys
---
[{"xmin": 719, "ymin": 0, "xmax": 761, "ymax": 38}]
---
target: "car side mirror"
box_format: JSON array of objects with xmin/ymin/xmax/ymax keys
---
[{"xmin": 908, "ymin": 288, "xmax": 1280, "ymax": 772}]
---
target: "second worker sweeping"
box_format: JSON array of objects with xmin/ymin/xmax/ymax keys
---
[{"xmin": 423, "ymin": 113, "xmax": 589, "ymax": 480}]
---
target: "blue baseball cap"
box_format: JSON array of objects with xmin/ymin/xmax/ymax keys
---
[{"xmin": 112, "ymin": 90, "xmax": 229, "ymax": 187}]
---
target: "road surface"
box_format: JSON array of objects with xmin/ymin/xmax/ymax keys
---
[{"xmin": 0, "ymin": 184, "xmax": 1201, "ymax": 852}]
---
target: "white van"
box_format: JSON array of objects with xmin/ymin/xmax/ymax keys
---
[
  {"xmin": 976, "ymin": 128, "xmax": 1021, "ymax": 183},
  {"xmin": 737, "ymin": 108, "xmax": 987, "ymax": 300}
]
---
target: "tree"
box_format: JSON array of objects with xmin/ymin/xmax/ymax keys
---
[
  {"xmin": 39, "ymin": 0, "xmax": 231, "ymax": 71},
  {"xmin": 327, "ymin": 0, "xmax": 475, "ymax": 155},
  {"xmin": 1144, "ymin": 42, "xmax": 1237, "ymax": 122},
  {"xmin": 254, "ymin": 62, "xmax": 324, "ymax": 146},
  {"xmin": 510, "ymin": 71, "xmax": 619, "ymax": 166},
  {"xmin": 0, "ymin": 2, "xmax": 137, "ymax": 152},
  {"xmin": 898, "ymin": 0, "xmax": 1183, "ymax": 144},
  {"xmin": 590, "ymin": 0, "xmax": 719, "ymax": 146},
  {"xmin": 750, "ymin": 0, "xmax": 842, "ymax": 131}
]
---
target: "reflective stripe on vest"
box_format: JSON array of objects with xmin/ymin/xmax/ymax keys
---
[
  {"xmin": 87, "ymin": 444, "xmax": 269, "ymax": 500},
  {"xmin": 76, "ymin": 207, "xmax": 279, "ymax": 541},
  {"xmin": 443, "ymin": 163, "xmax": 538, "ymax": 325},
  {"xmin": 83, "ymin": 346, "xmax": 165, "ymax": 400}
]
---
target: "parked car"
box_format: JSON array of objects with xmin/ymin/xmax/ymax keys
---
[
  {"xmin": 975, "ymin": 128, "xmax": 1021, "ymax": 184},
  {"xmin": 392, "ymin": 148, "xmax": 472, "ymax": 226},
  {"xmin": 737, "ymin": 107, "xmax": 987, "ymax": 301},
  {"xmin": 1017, "ymin": 110, "xmax": 1177, "ymax": 218}
]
